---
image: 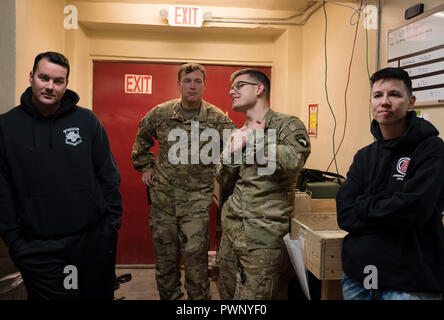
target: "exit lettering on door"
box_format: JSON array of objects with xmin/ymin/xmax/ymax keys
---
[{"xmin": 125, "ymin": 74, "xmax": 152, "ymax": 94}]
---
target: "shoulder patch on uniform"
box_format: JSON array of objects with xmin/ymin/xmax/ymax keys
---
[{"xmin": 288, "ymin": 124, "xmax": 297, "ymax": 132}]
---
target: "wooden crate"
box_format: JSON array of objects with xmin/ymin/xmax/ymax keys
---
[
  {"xmin": 292, "ymin": 191, "xmax": 311, "ymax": 217},
  {"xmin": 290, "ymin": 199, "xmax": 347, "ymax": 280}
]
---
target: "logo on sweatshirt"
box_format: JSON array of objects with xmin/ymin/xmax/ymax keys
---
[
  {"xmin": 393, "ymin": 157, "xmax": 410, "ymax": 181},
  {"xmin": 63, "ymin": 127, "xmax": 82, "ymax": 146}
]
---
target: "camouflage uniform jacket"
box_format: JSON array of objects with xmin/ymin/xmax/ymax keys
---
[
  {"xmin": 132, "ymin": 99, "xmax": 236, "ymax": 199},
  {"xmin": 215, "ymin": 109, "xmax": 311, "ymax": 249}
]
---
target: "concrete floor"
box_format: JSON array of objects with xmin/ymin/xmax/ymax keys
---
[{"xmin": 114, "ymin": 267, "xmax": 220, "ymax": 300}]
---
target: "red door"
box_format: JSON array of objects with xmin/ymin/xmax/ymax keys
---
[{"xmin": 93, "ymin": 62, "xmax": 271, "ymax": 264}]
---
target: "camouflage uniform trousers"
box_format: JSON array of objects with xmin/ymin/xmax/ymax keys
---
[
  {"xmin": 217, "ymin": 210, "xmax": 290, "ymax": 300},
  {"xmin": 150, "ymin": 184, "xmax": 212, "ymax": 300}
]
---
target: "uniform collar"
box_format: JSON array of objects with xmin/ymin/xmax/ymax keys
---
[
  {"xmin": 245, "ymin": 108, "xmax": 273, "ymax": 129},
  {"xmin": 263, "ymin": 108, "xmax": 274, "ymax": 129},
  {"xmin": 171, "ymin": 100, "xmax": 208, "ymax": 122}
]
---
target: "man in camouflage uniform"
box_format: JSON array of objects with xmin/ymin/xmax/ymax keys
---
[
  {"xmin": 215, "ymin": 69, "xmax": 311, "ymax": 299},
  {"xmin": 131, "ymin": 63, "xmax": 236, "ymax": 300}
]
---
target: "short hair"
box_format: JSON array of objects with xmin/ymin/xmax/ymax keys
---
[
  {"xmin": 178, "ymin": 63, "xmax": 206, "ymax": 81},
  {"xmin": 32, "ymin": 51, "xmax": 70, "ymax": 80},
  {"xmin": 230, "ymin": 68, "xmax": 270, "ymax": 99},
  {"xmin": 370, "ymin": 67, "xmax": 412, "ymax": 96}
]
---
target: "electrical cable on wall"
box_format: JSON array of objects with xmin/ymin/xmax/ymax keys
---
[
  {"xmin": 207, "ymin": 1, "xmax": 324, "ymax": 26},
  {"xmin": 322, "ymin": 0, "xmax": 340, "ymax": 177},
  {"xmin": 205, "ymin": 1, "xmax": 364, "ymax": 27},
  {"xmin": 325, "ymin": 0, "xmax": 365, "ymax": 174},
  {"xmin": 363, "ymin": 0, "xmax": 373, "ymax": 125},
  {"xmin": 323, "ymin": 0, "xmax": 362, "ymax": 175}
]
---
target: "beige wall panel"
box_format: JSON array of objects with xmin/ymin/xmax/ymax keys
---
[
  {"xmin": 15, "ymin": 0, "xmax": 66, "ymax": 104},
  {"xmin": 0, "ymin": 0, "xmax": 15, "ymax": 113},
  {"xmin": 302, "ymin": 2, "xmax": 376, "ymax": 175}
]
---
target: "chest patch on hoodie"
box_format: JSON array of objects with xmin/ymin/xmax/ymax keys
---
[
  {"xmin": 393, "ymin": 157, "xmax": 410, "ymax": 181},
  {"xmin": 63, "ymin": 127, "xmax": 82, "ymax": 146}
]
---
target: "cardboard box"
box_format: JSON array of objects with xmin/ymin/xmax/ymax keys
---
[{"xmin": 290, "ymin": 198, "xmax": 347, "ymax": 280}]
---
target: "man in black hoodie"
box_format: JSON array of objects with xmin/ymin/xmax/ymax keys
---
[
  {"xmin": 0, "ymin": 52, "xmax": 122, "ymax": 300},
  {"xmin": 336, "ymin": 67, "xmax": 444, "ymax": 300}
]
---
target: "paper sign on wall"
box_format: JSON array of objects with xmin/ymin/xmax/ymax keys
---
[
  {"xmin": 308, "ymin": 104, "xmax": 318, "ymax": 137},
  {"xmin": 125, "ymin": 74, "xmax": 152, "ymax": 94}
]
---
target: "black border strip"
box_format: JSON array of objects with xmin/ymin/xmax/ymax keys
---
[
  {"xmin": 408, "ymin": 68, "xmax": 444, "ymax": 80},
  {"xmin": 401, "ymin": 57, "xmax": 444, "ymax": 73},
  {"xmin": 388, "ymin": 44, "xmax": 444, "ymax": 64},
  {"xmin": 412, "ymin": 83, "xmax": 444, "ymax": 92}
]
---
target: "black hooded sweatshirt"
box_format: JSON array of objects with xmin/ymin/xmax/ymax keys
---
[
  {"xmin": 337, "ymin": 111, "xmax": 444, "ymax": 293},
  {"xmin": 0, "ymin": 87, "xmax": 122, "ymax": 246}
]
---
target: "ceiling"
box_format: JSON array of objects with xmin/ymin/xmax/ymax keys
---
[
  {"xmin": 73, "ymin": 0, "xmax": 322, "ymax": 12},
  {"xmin": 73, "ymin": 0, "xmax": 360, "ymax": 36}
]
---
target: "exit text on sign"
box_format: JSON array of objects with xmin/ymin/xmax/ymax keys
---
[
  {"xmin": 125, "ymin": 74, "xmax": 152, "ymax": 94},
  {"xmin": 168, "ymin": 6, "xmax": 203, "ymax": 27}
]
